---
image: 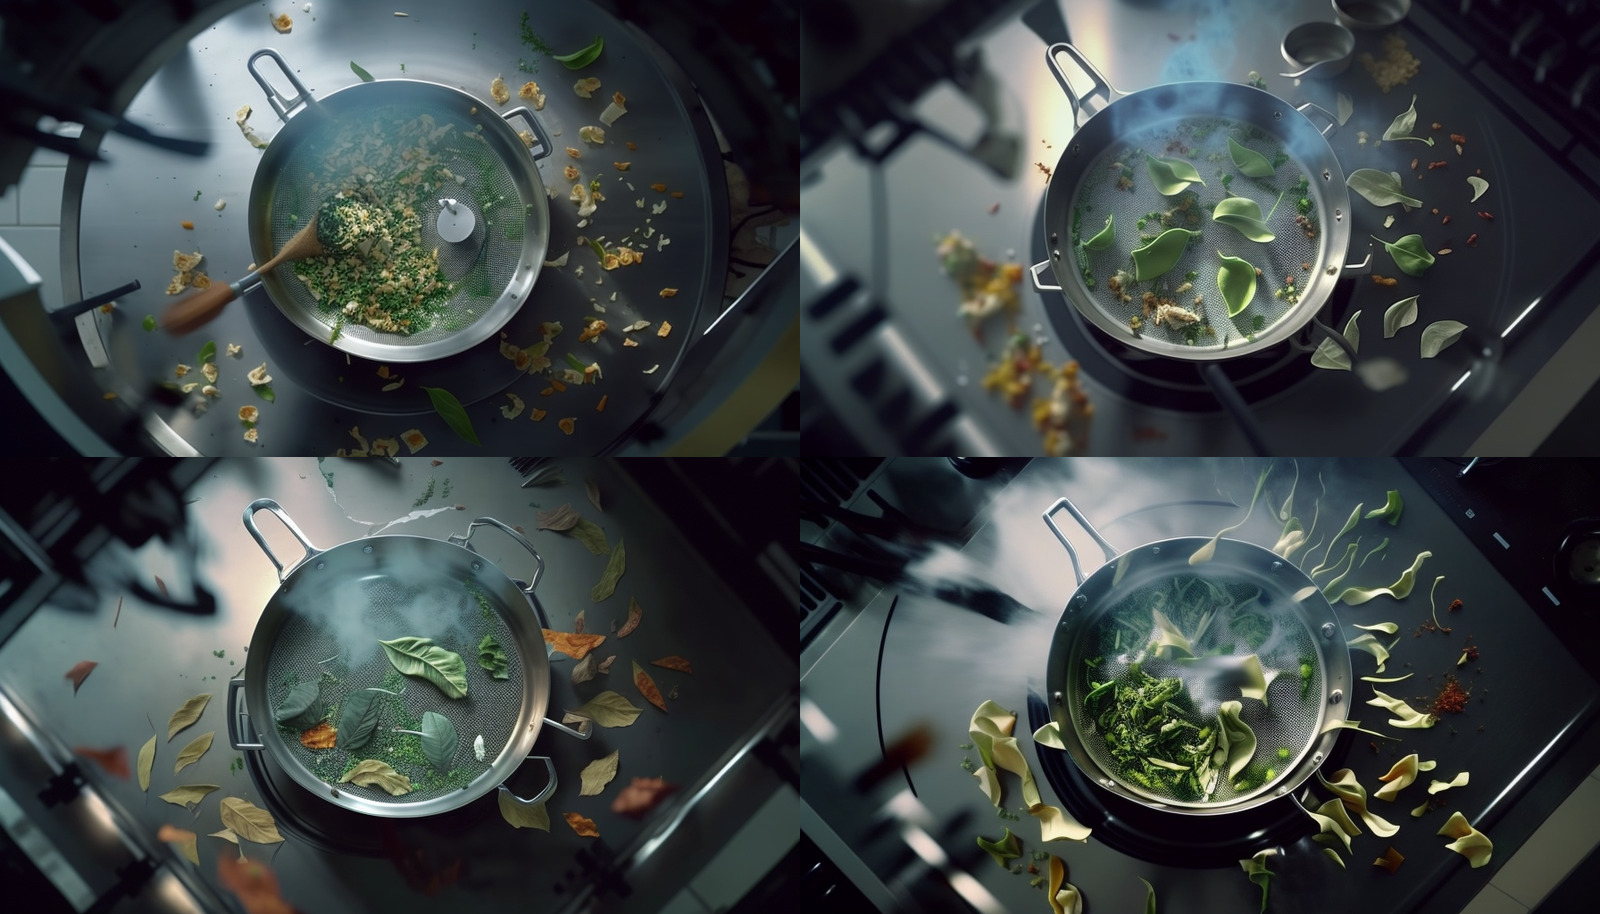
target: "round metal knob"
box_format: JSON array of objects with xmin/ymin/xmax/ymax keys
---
[
  {"xmin": 436, "ymin": 198, "xmax": 476, "ymax": 243},
  {"xmin": 1329, "ymin": 689, "xmax": 1344, "ymax": 705}
]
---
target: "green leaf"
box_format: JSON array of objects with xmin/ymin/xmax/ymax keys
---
[
  {"xmin": 590, "ymin": 538, "xmax": 626, "ymax": 602},
  {"xmin": 1383, "ymin": 295, "xmax": 1419, "ymax": 338},
  {"xmin": 350, "ymin": 61, "xmax": 375, "ymax": 82},
  {"xmin": 565, "ymin": 352, "xmax": 587, "ymax": 372},
  {"xmin": 499, "ymin": 791, "xmax": 550, "ymax": 829},
  {"xmin": 158, "ymin": 784, "xmax": 219, "ymax": 809},
  {"xmin": 1142, "ymin": 876, "xmax": 1158, "ymax": 914},
  {"xmin": 578, "ymin": 748, "xmax": 620, "ymax": 796},
  {"xmin": 1373, "ymin": 233, "xmax": 1435, "ymax": 278},
  {"xmin": 586, "ymin": 237, "xmax": 606, "ymax": 261},
  {"xmin": 976, "ymin": 828, "xmax": 1021, "ymax": 868},
  {"xmin": 1131, "ymin": 227, "xmax": 1199, "ymax": 281},
  {"xmin": 1467, "ymin": 176, "xmax": 1489, "ymax": 203},
  {"xmin": 1213, "ymin": 196, "xmax": 1275, "ymax": 243},
  {"xmin": 274, "ymin": 680, "xmax": 321, "ymax": 724},
  {"xmin": 553, "ymin": 35, "xmax": 604, "ymax": 69},
  {"xmin": 1145, "ymin": 155, "xmax": 1206, "ymax": 195},
  {"xmin": 1348, "ymin": 169, "xmax": 1424, "ymax": 209},
  {"xmin": 1310, "ymin": 310, "xmax": 1361, "ymax": 371},
  {"xmin": 340, "ymin": 758, "xmax": 413, "ymax": 795},
  {"xmin": 254, "ymin": 385, "xmax": 276, "ymax": 403},
  {"xmin": 1382, "ymin": 95, "xmax": 1435, "ymax": 146},
  {"xmin": 478, "ymin": 633, "xmax": 510, "ymax": 680},
  {"xmin": 142, "ymin": 315, "xmax": 157, "ymax": 332},
  {"xmin": 1215, "ymin": 700, "xmax": 1257, "ymax": 780},
  {"xmin": 336, "ymin": 688, "xmax": 385, "ymax": 750},
  {"xmin": 1331, "ymin": 550, "xmax": 1431, "ymax": 606},
  {"xmin": 568, "ymin": 518, "xmax": 610, "ymax": 555},
  {"xmin": 1081, "ymin": 214, "xmax": 1115, "ymax": 251},
  {"xmin": 1364, "ymin": 493, "xmax": 1402, "ymax": 529},
  {"xmin": 418, "ymin": 711, "xmax": 457, "ymax": 772},
  {"xmin": 568, "ymin": 690, "xmax": 643, "ymax": 728},
  {"xmin": 379, "ymin": 636, "xmax": 469, "ymax": 698},
  {"xmin": 1240, "ymin": 850, "xmax": 1276, "ymax": 914},
  {"xmin": 173, "ymin": 731, "xmax": 213, "ymax": 775},
  {"xmin": 1189, "ymin": 465, "xmax": 1270, "ymax": 564},
  {"xmin": 197, "ymin": 340, "xmax": 216, "ymax": 364},
  {"xmin": 420, "ymin": 386, "xmax": 481, "ymax": 446},
  {"xmin": 1227, "ymin": 136, "xmax": 1276, "ymax": 178},
  {"xmin": 1420, "ymin": 320, "xmax": 1467, "ymax": 358},
  {"xmin": 1217, "ymin": 251, "xmax": 1258, "ymax": 317}
]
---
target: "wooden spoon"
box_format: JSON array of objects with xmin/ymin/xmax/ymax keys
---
[{"xmin": 160, "ymin": 216, "xmax": 325, "ymax": 335}]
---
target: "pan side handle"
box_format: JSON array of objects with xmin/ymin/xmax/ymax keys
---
[
  {"xmin": 1295, "ymin": 101, "xmax": 1339, "ymax": 138},
  {"xmin": 501, "ymin": 107, "xmax": 554, "ymax": 162},
  {"xmin": 247, "ymin": 48, "xmax": 317, "ymax": 121},
  {"xmin": 226, "ymin": 676, "xmax": 265, "ymax": 751},
  {"xmin": 242, "ymin": 498, "xmax": 321, "ymax": 581},
  {"xmin": 1042, "ymin": 498, "xmax": 1118, "ymax": 586},
  {"xmin": 498, "ymin": 756, "xmax": 558, "ymax": 808},
  {"xmin": 1045, "ymin": 43, "xmax": 1119, "ymax": 127},
  {"xmin": 449, "ymin": 517, "xmax": 545, "ymax": 594},
  {"xmin": 1030, "ymin": 260, "xmax": 1063, "ymax": 293}
]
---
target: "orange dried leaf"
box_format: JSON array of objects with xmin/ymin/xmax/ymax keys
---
[
  {"xmin": 564, "ymin": 812, "xmax": 600, "ymax": 837},
  {"xmin": 158, "ymin": 825, "xmax": 199, "ymax": 865},
  {"xmin": 217, "ymin": 855, "xmax": 295, "ymax": 914},
  {"xmin": 531, "ymin": 408, "xmax": 548, "ymax": 421},
  {"xmin": 633, "ymin": 660, "xmax": 667, "ymax": 713},
  {"xmin": 65, "ymin": 660, "xmax": 98, "ymax": 694},
  {"xmin": 611, "ymin": 776, "xmax": 677, "ymax": 819},
  {"xmin": 550, "ymin": 378, "xmax": 568, "ymax": 392},
  {"xmin": 559, "ymin": 417, "xmax": 576, "ymax": 436},
  {"xmin": 596, "ymin": 394, "xmax": 607, "ymax": 412},
  {"xmin": 618, "ymin": 597, "xmax": 642, "ymax": 638},
  {"xmin": 1374, "ymin": 845, "xmax": 1405, "ymax": 873},
  {"xmin": 77, "ymin": 745, "xmax": 130, "ymax": 779},
  {"xmin": 181, "ymin": 221, "xmax": 194, "ymax": 230},
  {"xmin": 650, "ymin": 183, "xmax": 667, "ymax": 192},
  {"xmin": 543, "ymin": 630, "xmax": 607, "ymax": 660},
  {"xmin": 651, "ymin": 656, "xmax": 693, "ymax": 674},
  {"xmin": 670, "ymin": 191, "xmax": 684, "ymax": 199},
  {"xmin": 299, "ymin": 722, "xmax": 337, "ymax": 749}
]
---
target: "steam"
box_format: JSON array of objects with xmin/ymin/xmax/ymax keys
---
[
  {"xmin": 279, "ymin": 564, "xmax": 479, "ymax": 671},
  {"xmin": 1160, "ymin": 0, "xmax": 1240, "ymax": 85}
]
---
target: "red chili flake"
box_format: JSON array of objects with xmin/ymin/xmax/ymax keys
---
[
  {"xmin": 1428, "ymin": 160, "xmax": 1448, "ymax": 170},
  {"xmin": 1450, "ymin": 133, "xmax": 1467, "ymax": 144},
  {"xmin": 1027, "ymin": 863, "xmax": 1040, "ymax": 875},
  {"xmin": 1370, "ymin": 740, "xmax": 1380, "ymax": 754},
  {"xmin": 1441, "ymin": 215, "xmax": 1451, "ymax": 225},
  {"xmin": 1467, "ymin": 233, "xmax": 1479, "ymax": 247},
  {"xmin": 988, "ymin": 203, "xmax": 1001, "ymax": 215},
  {"xmin": 1478, "ymin": 211, "xmax": 1495, "ymax": 221},
  {"xmin": 431, "ymin": 459, "xmax": 444, "ymax": 466},
  {"xmin": 1430, "ymin": 675, "xmax": 1470, "ymax": 715},
  {"xmin": 1449, "ymin": 599, "xmax": 1463, "ymax": 612},
  {"xmin": 1036, "ymin": 162, "xmax": 1053, "ymax": 180}
]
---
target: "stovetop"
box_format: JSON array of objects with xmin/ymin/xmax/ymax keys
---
[
  {"xmin": 800, "ymin": 0, "xmax": 1600, "ymax": 454},
  {"xmin": 800, "ymin": 458, "xmax": 1600, "ymax": 913}
]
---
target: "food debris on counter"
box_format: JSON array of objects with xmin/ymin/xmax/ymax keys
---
[
  {"xmin": 235, "ymin": 105, "xmax": 270, "ymax": 149},
  {"xmin": 401, "ymin": 429, "xmax": 427, "ymax": 453},
  {"xmin": 518, "ymin": 81, "xmax": 547, "ymax": 110},
  {"xmin": 490, "ymin": 75, "xmax": 510, "ymax": 105},
  {"xmin": 214, "ymin": 199, "xmax": 227, "ymax": 212},
  {"xmin": 656, "ymin": 321, "xmax": 672, "ymax": 338},
  {"xmin": 271, "ymin": 13, "xmax": 293, "ymax": 33},
  {"xmin": 937, "ymin": 230, "xmax": 1024, "ymax": 334},
  {"xmin": 202, "ymin": 362, "xmax": 219, "ymax": 384},
  {"xmin": 227, "ymin": 342, "xmax": 244, "ymax": 359},
  {"xmin": 574, "ymin": 77, "xmax": 602, "ymax": 99},
  {"xmin": 166, "ymin": 250, "xmax": 208, "ymax": 295},
  {"xmin": 501, "ymin": 392, "xmax": 526, "ymax": 419},
  {"xmin": 180, "ymin": 220, "xmax": 194, "ymax": 230},
  {"xmin": 1360, "ymin": 33, "xmax": 1420, "ymax": 93},
  {"xmin": 600, "ymin": 92, "xmax": 628, "ymax": 125},
  {"xmin": 578, "ymin": 125, "xmax": 606, "ymax": 145},
  {"xmin": 558, "ymin": 417, "xmax": 576, "ymax": 435}
]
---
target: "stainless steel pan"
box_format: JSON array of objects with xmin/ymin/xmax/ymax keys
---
[
  {"xmin": 1041, "ymin": 495, "xmax": 1353, "ymax": 815},
  {"xmin": 229, "ymin": 498, "xmax": 586, "ymax": 818}
]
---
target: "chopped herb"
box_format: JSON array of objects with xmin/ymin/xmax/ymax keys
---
[
  {"xmin": 142, "ymin": 315, "xmax": 157, "ymax": 332},
  {"xmin": 193, "ymin": 191, "xmax": 202, "ymax": 201},
  {"xmin": 350, "ymin": 61, "xmax": 375, "ymax": 83}
]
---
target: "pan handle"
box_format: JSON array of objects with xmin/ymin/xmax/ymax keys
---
[
  {"xmin": 498, "ymin": 756, "xmax": 558, "ymax": 808},
  {"xmin": 542, "ymin": 717, "xmax": 593, "ymax": 740},
  {"xmin": 448, "ymin": 518, "xmax": 545, "ymax": 594},
  {"xmin": 1042, "ymin": 497, "xmax": 1118, "ymax": 586},
  {"xmin": 1030, "ymin": 260, "xmax": 1063, "ymax": 293},
  {"xmin": 1045, "ymin": 43, "xmax": 1119, "ymax": 126},
  {"xmin": 1295, "ymin": 101, "xmax": 1339, "ymax": 138},
  {"xmin": 247, "ymin": 49, "xmax": 317, "ymax": 121},
  {"xmin": 501, "ymin": 107, "xmax": 554, "ymax": 162},
  {"xmin": 226, "ymin": 676, "xmax": 265, "ymax": 751},
  {"xmin": 243, "ymin": 498, "xmax": 321, "ymax": 581}
]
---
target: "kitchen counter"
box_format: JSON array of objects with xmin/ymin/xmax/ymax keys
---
[{"xmin": 0, "ymin": 458, "xmax": 794, "ymax": 912}]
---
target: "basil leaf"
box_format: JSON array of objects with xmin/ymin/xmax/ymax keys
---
[
  {"xmin": 379, "ymin": 636, "xmax": 470, "ymax": 698},
  {"xmin": 1227, "ymin": 136, "xmax": 1276, "ymax": 178},
  {"xmin": 350, "ymin": 61, "xmax": 375, "ymax": 82},
  {"xmin": 1371, "ymin": 234, "xmax": 1434, "ymax": 277},
  {"xmin": 586, "ymin": 237, "xmax": 606, "ymax": 261},
  {"xmin": 274, "ymin": 680, "xmax": 321, "ymax": 723},
  {"xmin": 418, "ymin": 711, "xmax": 457, "ymax": 772},
  {"xmin": 1347, "ymin": 169, "xmax": 1424, "ymax": 209},
  {"xmin": 142, "ymin": 315, "xmax": 157, "ymax": 332},
  {"xmin": 254, "ymin": 385, "xmax": 276, "ymax": 403},
  {"xmin": 197, "ymin": 340, "xmax": 216, "ymax": 364},
  {"xmin": 553, "ymin": 35, "xmax": 603, "ymax": 69},
  {"xmin": 420, "ymin": 386, "xmax": 481, "ymax": 446},
  {"xmin": 1081, "ymin": 214, "xmax": 1116, "ymax": 251},
  {"xmin": 1217, "ymin": 251, "xmax": 1258, "ymax": 318},
  {"xmin": 1310, "ymin": 310, "xmax": 1361, "ymax": 371},
  {"xmin": 1131, "ymin": 227, "xmax": 1200, "ymax": 281},
  {"xmin": 1364, "ymin": 490, "xmax": 1404, "ymax": 526},
  {"xmin": 478, "ymin": 633, "xmax": 510, "ymax": 680},
  {"xmin": 1467, "ymin": 176, "xmax": 1489, "ymax": 203},
  {"xmin": 337, "ymin": 688, "xmax": 384, "ymax": 750},
  {"xmin": 1382, "ymin": 95, "xmax": 1435, "ymax": 146},
  {"xmin": 1383, "ymin": 296, "xmax": 1419, "ymax": 338},
  {"xmin": 1213, "ymin": 196, "xmax": 1275, "ymax": 243},
  {"xmin": 565, "ymin": 352, "xmax": 587, "ymax": 371},
  {"xmin": 1419, "ymin": 320, "xmax": 1467, "ymax": 358},
  {"xmin": 1145, "ymin": 155, "xmax": 1206, "ymax": 195}
]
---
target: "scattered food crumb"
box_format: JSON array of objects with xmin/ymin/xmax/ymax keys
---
[
  {"xmin": 180, "ymin": 221, "xmax": 194, "ymax": 230},
  {"xmin": 658, "ymin": 287, "xmax": 678, "ymax": 298},
  {"xmin": 558, "ymin": 417, "xmax": 576, "ymax": 435},
  {"xmin": 490, "ymin": 75, "xmax": 510, "ymax": 106},
  {"xmin": 271, "ymin": 13, "xmax": 293, "ymax": 33}
]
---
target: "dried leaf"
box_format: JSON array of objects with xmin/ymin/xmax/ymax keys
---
[
  {"xmin": 598, "ymin": 654, "xmax": 617, "ymax": 674},
  {"xmin": 78, "ymin": 744, "xmax": 130, "ymax": 779},
  {"xmin": 543, "ymin": 629, "xmax": 607, "ymax": 659},
  {"xmin": 337, "ymin": 688, "xmax": 384, "ymax": 750},
  {"xmin": 210, "ymin": 828, "xmax": 240, "ymax": 845},
  {"xmin": 113, "ymin": 596, "xmax": 122, "ymax": 627},
  {"xmin": 568, "ymin": 690, "xmax": 643, "ymax": 728},
  {"xmin": 158, "ymin": 825, "xmax": 199, "ymax": 865},
  {"xmin": 586, "ymin": 477, "xmax": 602, "ymax": 511},
  {"xmin": 536, "ymin": 503, "xmax": 581, "ymax": 531},
  {"xmin": 155, "ymin": 575, "xmax": 168, "ymax": 597},
  {"xmin": 219, "ymin": 797, "xmax": 285, "ymax": 844},
  {"xmin": 651, "ymin": 656, "xmax": 693, "ymax": 674},
  {"xmin": 216, "ymin": 855, "xmax": 295, "ymax": 914},
  {"xmin": 591, "ymin": 539, "xmax": 626, "ymax": 602},
  {"xmin": 579, "ymin": 749, "xmax": 620, "ymax": 796},
  {"xmin": 568, "ymin": 518, "xmax": 611, "ymax": 555},
  {"xmin": 633, "ymin": 660, "xmax": 667, "ymax": 713},
  {"xmin": 572, "ymin": 653, "xmax": 599, "ymax": 684},
  {"xmin": 159, "ymin": 784, "xmax": 220, "ymax": 808},
  {"xmin": 499, "ymin": 791, "xmax": 550, "ymax": 830},
  {"xmin": 299, "ymin": 722, "xmax": 337, "ymax": 749},
  {"xmin": 65, "ymin": 660, "xmax": 98, "ymax": 694},
  {"xmin": 563, "ymin": 812, "xmax": 600, "ymax": 837},
  {"xmin": 138, "ymin": 734, "xmax": 156, "ymax": 791},
  {"xmin": 561, "ymin": 711, "xmax": 595, "ymax": 734},
  {"xmin": 380, "ymin": 636, "xmax": 469, "ymax": 698},
  {"xmin": 168, "ymin": 693, "xmax": 212, "ymax": 741},
  {"xmin": 611, "ymin": 776, "xmax": 676, "ymax": 818},
  {"xmin": 573, "ymin": 609, "xmax": 587, "ymax": 634},
  {"xmin": 174, "ymin": 731, "xmax": 214, "ymax": 774},
  {"xmin": 341, "ymin": 758, "xmax": 414, "ymax": 795},
  {"xmin": 618, "ymin": 597, "xmax": 642, "ymax": 637}
]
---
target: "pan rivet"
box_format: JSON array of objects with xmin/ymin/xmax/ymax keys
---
[
  {"xmin": 1329, "ymin": 689, "xmax": 1344, "ymax": 705},
  {"xmin": 1271, "ymin": 561, "xmax": 1283, "ymax": 571},
  {"xmin": 1273, "ymin": 111, "xmax": 1282, "ymax": 119},
  {"xmin": 1052, "ymin": 249, "xmax": 1061, "ymax": 259},
  {"xmin": 1073, "ymin": 594, "xmax": 1087, "ymax": 608},
  {"xmin": 1313, "ymin": 752, "xmax": 1324, "ymax": 763},
  {"xmin": 1150, "ymin": 546, "xmax": 1160, "ymax": 555},
  {"xmin": 315, "ymin": 561, "xmax": 325, "ymax": 570},
  {"xmin": 1320, "ymin": 622, "xmax": 1335, "ymax": 638},
  {"xmin": 1275, "ymin": 786, "xmax": 1287, "ymax": 796},
  {"xmin": 472, "ymin": 561, "xmax": 482, "ymax": 571},
  {"xmin": 1100, "ymin": 778, "xmax": 1113, "ymax": 787},
  {"xmin": 1050, "ymin": 232, "xmax": 1059, "ymax": 242},
  {"xmin": 1334, "ymin": 209, "xmax": 1343, "ymax": 221},
  {"xmin": 363, "ymin": 545, "xmax": 373, "ymax": 554},
  {"xmin": 330, "ymin": 788, "xmax": 340, "ymax": 797},
  {"xmin": 1072, "ymin": 144, "xmax": 1081, "ymax": 155},
  {"xmin": 1323, "ymin": 170, "xmax": 1331, "ymax": 180},
  {"xmin": 1052, "ymin": 691, "xmax": 1063, "ymax": 704}
]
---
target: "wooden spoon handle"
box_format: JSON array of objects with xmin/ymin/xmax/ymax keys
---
[{"xmin": 160, "ymin": 279, "xmax": 241, "ymax": 335}]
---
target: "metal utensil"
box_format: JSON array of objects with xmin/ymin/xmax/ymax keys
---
[
  {"xmin": 1332, "ymin": 0, "xmax": 1412, "ymax": 31},
  {"xmin": 1280, "ymin": 22, "xmax": 1356, "ymax": 79}
]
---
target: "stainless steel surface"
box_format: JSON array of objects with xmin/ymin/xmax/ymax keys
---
[
  {"xmin": 1333, "ymin": 0, "xmax": 1413, "ymax": 31},
  {"xmin": 1280, "ymin": 22, "xmax": 1356, "ymax": 79},
  {"xmin": 61, "ymin": 0, "xmax": 727, "ymax": 453}
]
